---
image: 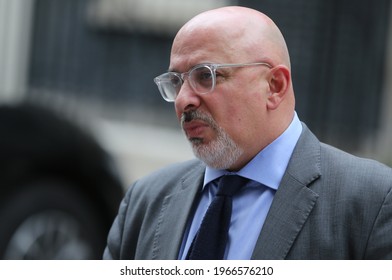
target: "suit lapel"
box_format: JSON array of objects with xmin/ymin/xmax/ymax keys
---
[
  {"xmin": 252, "ymin": 124, "xmax": 321, "ymax": 259},
  {"xmin": 152, "ymin": 161, "xmax": 205, "ymax": 259}
]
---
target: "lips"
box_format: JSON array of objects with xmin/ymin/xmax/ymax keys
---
[{"xmin": 182, "ymin": 120, "xmax": 209, "ymax": 139}]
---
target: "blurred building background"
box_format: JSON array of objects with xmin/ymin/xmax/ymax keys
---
[
  {"xmin": 0, "ymin": 0, "xmax": 391, "ymax": 258},
  {"xmin": 0, "ymin": 0, "xmax": 392, "ymax": 259}
]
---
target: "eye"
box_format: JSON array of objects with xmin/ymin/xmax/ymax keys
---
[
  {"xmin": 169, "ymin": 74, "xmax": 182, "ymax": 88},
  {"xmin": 190, "ymin": 66, "xmax": 213, "ymax": 89},
  {"xmin": 194, "ymin": 68, "xmax": 212, "ymax": 81}
]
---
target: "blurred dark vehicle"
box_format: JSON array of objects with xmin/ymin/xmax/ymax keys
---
[{"xmin": 0, "ymin": 103, "xmax": 124, "ymax": 259}]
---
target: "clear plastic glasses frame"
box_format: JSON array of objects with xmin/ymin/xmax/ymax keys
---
[{"xmin": 153, "ymin": 62, "xmax": 272, "ymax": 102}]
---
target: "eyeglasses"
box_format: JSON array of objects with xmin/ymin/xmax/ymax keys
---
[{"xmin": 153, "ymin": 62, "xmax": 272, "ymax": 102}]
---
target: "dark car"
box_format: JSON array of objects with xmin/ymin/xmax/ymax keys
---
[{"xmin": 0, "ymin": 103, "xmax": 124, "ymax": 259}]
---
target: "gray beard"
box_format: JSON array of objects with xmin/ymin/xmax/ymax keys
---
[{"xmin": 181, "ymin": 110, "xmax": 243, "ymax": 170}]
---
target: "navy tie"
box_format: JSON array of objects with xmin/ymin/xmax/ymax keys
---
[{"xmin": 186, "ymin": 175, "xmax": 248, "ymax": 260}]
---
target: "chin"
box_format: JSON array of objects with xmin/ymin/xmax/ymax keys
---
[{"xmin": 191, "ymin": 140, "xmax": 243, "ymax": 170}]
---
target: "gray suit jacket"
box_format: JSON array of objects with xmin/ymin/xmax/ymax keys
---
[{"xmin": 104, "ymin": 124, "xmax": 392, "ymax": 259}]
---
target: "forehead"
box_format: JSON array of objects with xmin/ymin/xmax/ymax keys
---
[{"xmin": 169, "ymin": 24, "xmax": 244, "ymax": 71}]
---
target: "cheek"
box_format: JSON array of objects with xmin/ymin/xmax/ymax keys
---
[
  {"xmin": 218, "ymin": 105, "xmax": 251, "ymax": 138},
  {"xmin": 224, "ymin": 96, "xmax": 266, "ymax": 140}
]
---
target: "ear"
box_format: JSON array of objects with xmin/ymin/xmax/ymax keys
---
[{"xmin": 266, "ymin": 65, "xmax": 291, "ymax": 110}]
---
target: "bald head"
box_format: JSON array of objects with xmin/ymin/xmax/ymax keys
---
[
  {"xmin": 172, "ymin": 6, "xmax": 291, "ymax": 69},
  {"xmin": 170, "ymin": 7, "xmax": 296, "ymax": 170}
]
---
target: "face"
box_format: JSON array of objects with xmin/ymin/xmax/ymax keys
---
[{"xmin": 170, "ymin": 22, "xmax": 272, "ymax": 170}]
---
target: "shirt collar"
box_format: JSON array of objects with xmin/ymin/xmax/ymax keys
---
[{"xmin": 204, "ymin": 112, "xmax": 303, "ymax": 190}]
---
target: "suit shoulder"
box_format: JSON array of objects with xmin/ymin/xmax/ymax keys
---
[
  {"xmin": 320, "ymin": 142, "xmax": 391, "ymax": 172},
  {"xmin": 320, "ymin": 142, "xmax": 392, "ymax": 189},
  {"xmin": 139, "ymin": 158, "xmax": 204, "ymax": 183},
  {"xmin": 126, "ymin": 159, "xmax": 205, "ymax": 198}
]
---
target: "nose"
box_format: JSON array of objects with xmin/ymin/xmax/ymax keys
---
[{"xmin": 175, "ymin": 80, "xmax": 201, "ymax": 114}]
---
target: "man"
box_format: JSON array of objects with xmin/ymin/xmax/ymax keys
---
[{"xmin": 104, "ymin": 6, "xmax": 392, "ymax": 259}]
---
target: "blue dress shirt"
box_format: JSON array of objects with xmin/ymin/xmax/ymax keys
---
[{"xmin": 179, "ymin": 113, "xmax": 303, "ymax": 259}]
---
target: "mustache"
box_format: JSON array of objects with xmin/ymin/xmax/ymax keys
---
[{"xmin": 181, "ymin": 110, "xmax": 216, "ymax": 128}]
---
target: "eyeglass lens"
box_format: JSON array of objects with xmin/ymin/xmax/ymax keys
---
[
  {"xmin": 156, "ymin": 65, "xmax": 215, "ymax": 101},
  {"xmin": 189, "ymin": 65, "xmax": 214, "ymax": 94}
]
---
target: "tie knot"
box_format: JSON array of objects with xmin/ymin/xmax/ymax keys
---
[{"xmin": 216, "ymin": 175, "xmax": 248, "ymax": 197}]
